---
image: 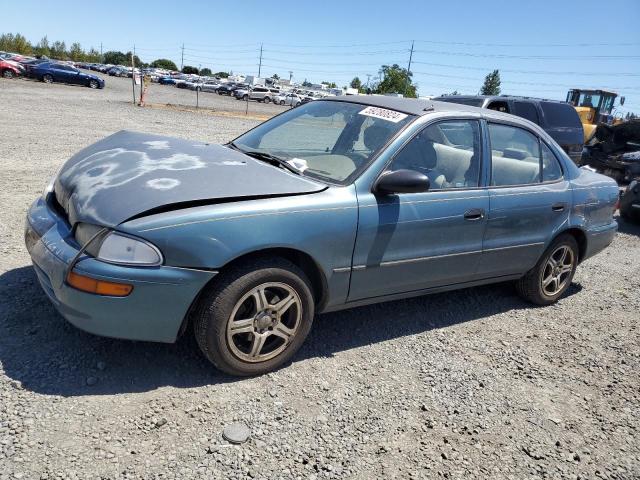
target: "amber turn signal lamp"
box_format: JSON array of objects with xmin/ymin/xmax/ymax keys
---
[{"xmin": 67, "ymin": 271, "xmax": 133, "ymax": 297}]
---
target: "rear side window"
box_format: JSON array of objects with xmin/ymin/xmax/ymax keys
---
[
  {"xmin": 541, "ymin": 142, "xmax": 563, "ymax": 181},
  {"xmin": 489, "ymin": 123, "xmax": 541, "ymax": 186},
  {"xmin": 540, "ymin": 102, "xmax": 581, "ymax": 128},
  {"xmin": 513, "ymin": 101, "xmax": 540, "ymax": 125}
]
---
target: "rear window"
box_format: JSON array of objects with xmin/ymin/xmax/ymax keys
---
[
  {"xmin": 513, "ymin": 101, "xmax": 540, "ymax": 125},
  {"xmin": 540, "ymin": 102, "xmax": 581, "ymax": 128}
]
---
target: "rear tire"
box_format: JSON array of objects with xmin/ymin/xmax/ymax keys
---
[
  {"xmin": 515, "ymin": 234, "xmax": 579, "ymax": 305},
  {"xmin": 2, "ymin": 69, "xmax": 14, "ymax": 79},
  {"xmin": 43, "ymin": 74, "xmax": 53, "ymax": 84},
  {"xmin": 193, "ymin": 257, "xmax": 315, "ymax": 376},
  {"xmin": 264, "ymin": 97, "xmax": 271, "ymax": 104},
  {"xmin": 280, "ymin": 100, "xmax": 285, "ymax": 105}
]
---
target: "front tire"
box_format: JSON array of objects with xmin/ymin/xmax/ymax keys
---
[
  {"xmin": 264, "ymin": 97, "xmax": 271, "ymax": 104},
  {"xmin": 88, "ymin": 79, "xmax": 99, "ymax": 89},
  {"xmin": 515, "ymin": 234, "xmax": 578, "ymax": 305},
  {"xmin": 193, "ymin": 258, "xmax": 315, "ymax": 376},
  {"xmin": 43, "ymin": 74, "xmax": 53, "ymax": 84},
  {"xmin": 2, "ymin": 69, "xmax": 14, "ymax": 79}
]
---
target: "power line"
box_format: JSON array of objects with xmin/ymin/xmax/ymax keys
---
[
  {"xmin": 412, "ymin": 49, "xmax": 640, "ymax": 60},
  {"xmin": 411, "ymin": 61, "xmax": 640, "ymax": 77}
]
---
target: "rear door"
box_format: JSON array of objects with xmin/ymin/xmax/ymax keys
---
[{"xmin": 479, "ymin": 121, "xmax": 571, "ymax": 277}]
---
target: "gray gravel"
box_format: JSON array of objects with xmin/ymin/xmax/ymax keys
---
[{"xmin": 1, "ymin": 74, "xmax": 639, "ymax": 479}]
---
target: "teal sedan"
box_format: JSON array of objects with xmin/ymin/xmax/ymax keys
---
[{"xmin": 25, "ymin": 97, "xmax": 618, "ymax": 376}]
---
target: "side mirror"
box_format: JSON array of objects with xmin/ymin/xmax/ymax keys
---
[{"xmin": 374, "ymin": 169, "xmax": 430, "ymax": 194}]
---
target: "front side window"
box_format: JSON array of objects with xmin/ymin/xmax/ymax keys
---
[
  {"xmin": 233, "ymin": 101, "xmax": 414, "ymax": 183},
  {"xmin": 489, "ymin": 123, "xmax": 541, "ymax": 186},
  {"xmin": 388, "ymin": 120, "xmax": 482, "ymax": 190}
]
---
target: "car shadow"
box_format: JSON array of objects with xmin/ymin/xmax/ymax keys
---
[{"xmin": 0, "ymin": 265, "xmax": 582, "ymax": 397}]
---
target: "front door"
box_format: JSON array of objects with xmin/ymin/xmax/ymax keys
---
[{"xmin": 349, "ymin": 119, "xmax": 490, "ymax": 301}]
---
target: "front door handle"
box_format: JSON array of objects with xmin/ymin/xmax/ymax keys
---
[
  {"xmin": 552, "ymin": 203, "xmax": 567, "ymax": 212},
  {"xmin": 464, "ymin": 208, "xmax": 485, "ymax": 221}
]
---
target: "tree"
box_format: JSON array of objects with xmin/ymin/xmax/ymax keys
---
[
  {"xmin": 69, "ymin": 42, "xmax": 84, "ymax": 61},
  {"xmin": 200, "ymin": 67, "xmax": 212, "ymax": 76},
  {"xmin": 103, "ymin": 50, "xmax": 128, "ymax": 65},
  {"xmin": 0, "ymin": 33, "xmax": 32, "ymax": 54},
  {"xmin": 214, "ymin": 71, "xmax": 229, "ymax": 78},
  {"xmin": 182, "ymin": 65, "xmax": 199, "ymax": 74},
  {"xmin": 375, "ymin": 64, "xmax": 417, "ymax": 98},
  {"xmin": 322, "ymin": 81, "xmax": 337, "ymax": 88},
  {"xmin": 50, "ymin": 40, "xmax": 67, "ymax": 59},
  {"xmin": 480, "ymin": 69, "xmax": 501, "ymax": 95},
  {"xmin": 350, "ymin": 77, "xmax": 362, "ymax": 90},
  {"xmin": 302, "ymin": 79, "xmax": 312, "ymax": 87},
  {"xmin": 33, "ymin": 36, "xmax": 50, "ymax": 58},
  {"xmin": 271, "ymin": 73, "xmax": 280, "ymax": 80},
  {"xmin": 150, "ymin": 58, "xmax": 178, "ymax": 71},
  {"xmin": 441, "ymin": 90, "xmax": 459, "ymax": 96},
  {"xmin": 86, "ymin": 48, "xmax": 101, "ymax": 63}
]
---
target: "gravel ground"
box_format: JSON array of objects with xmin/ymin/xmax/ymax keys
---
[{"xmin": 1, "ymin": 75, "xmax": 639, "ymax": 480}]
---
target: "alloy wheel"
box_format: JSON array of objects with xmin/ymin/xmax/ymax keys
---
[
  {"xmin": 226, "ymin": 282, "xmax": 302, "ymax": 363},
  {"xmin": 541, "ymin": 245, "xmax": 574, "ymax": 296}
]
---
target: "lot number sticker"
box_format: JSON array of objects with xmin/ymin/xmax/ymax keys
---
[{"xmin": 358, "ymin": 106, "xmax": 408, "ymax": 123}]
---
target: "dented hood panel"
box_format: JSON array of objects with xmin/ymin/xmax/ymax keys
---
[{"xmin": 54, "ymin": 130, "xmax": 325, "ymax": 227}]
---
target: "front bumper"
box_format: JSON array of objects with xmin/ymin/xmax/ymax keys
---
[{"xmin": 25, "ymin": 196, "xmax": 216, "ymax": 343}]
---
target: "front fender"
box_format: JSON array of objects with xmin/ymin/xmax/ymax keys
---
[{"xmin": 120, "ymin": 187, "xmax": 359, "ymax": 308}]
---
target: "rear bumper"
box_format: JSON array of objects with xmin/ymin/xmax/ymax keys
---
[
  {"xmin": 583, "ymin": 221, "xmax": 618, "ymax": 261},
  {"xmin": 25, "ymin": 197, "xmax": 216, "ymax": 343}
]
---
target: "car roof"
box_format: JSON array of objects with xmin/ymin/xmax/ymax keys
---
[
  {"xmin": 318, "ymin": 95, "xmax": 558, "ymax": 134},
  {"xmin": 321, "ymin": 94, "xmax": 492, "ymax": 116},
  {"xmin": 433, "ymin": 94, "xmax": 571, "ymax": 106}
]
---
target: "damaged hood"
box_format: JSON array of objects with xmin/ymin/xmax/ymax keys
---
[{"xmin": 54, "ymin": 130, "xmax": 326, "ymax": 227}]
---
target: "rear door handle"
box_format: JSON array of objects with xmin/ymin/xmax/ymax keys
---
[
  {"xmin": 464, "ymin": 208, "xmax": 485, "ymax": 221},
  {"xmin": 552, "ymin": 203, "xmax": 567, "ymax": 212}
]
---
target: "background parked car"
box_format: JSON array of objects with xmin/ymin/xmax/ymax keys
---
[
  {"xmin": 248, "ymin": 86, "xmax": 279, "ymax": 103},
  {"xmin": 433, "ymin": 95, "xmax": 584, "ymax": 164},
  {"xmin": 274, "ymin": 92, "xmax": 301, "ymax": 106},
  {"xmin": 29, "ymin": 62, "xmax": 105, "ymax": 89},
  {"xmin": 620, "ymin": 180, "xmax": 640, "ymax": 223},
  {"xmin": 0, "ymin": 59, "xmax": 22, "ymax": 78}
]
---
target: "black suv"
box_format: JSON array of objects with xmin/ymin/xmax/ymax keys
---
[{"xmin": 433, "ymin": 95, "xmax": 584, "ymax": 164}]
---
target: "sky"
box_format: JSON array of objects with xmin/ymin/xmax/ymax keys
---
[{"xmin": 3, "ymin": 0, "xmax": 640, "ymax": 113}]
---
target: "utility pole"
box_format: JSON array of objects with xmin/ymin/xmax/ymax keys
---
[
  {"xmin": 366, "ymin": 74, "xmax": 371, "ymax": 88},
  {"xmin": 180, "ymin": 43, "xmax": 184, "ymax": 71},
  {"xmin": 258, "ymin": 43, "xmax": 263, "ymax": 78},
  {"xmin": 405, "ymin": 40, "xmax": 414, "ymax": 97},
  {"xmin": 100, "ymin": 42, "xmax": 103, "ymax": 61},
  {"xmin": 289, "ymin": 70, "xmax": 293, "ymax": 82},
  {"xmin": 131, "ymin": 48, "xmax": 136, "ymax": 105}
]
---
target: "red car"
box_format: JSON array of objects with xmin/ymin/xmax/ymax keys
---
[{"xmin": 0, "ymin": 60, "xmax": 21, "ymax": 79}]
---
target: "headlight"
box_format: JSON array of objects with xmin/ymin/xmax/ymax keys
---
[
  {"xmin": 74, "ymin": 224, "xmax": 163, "ymax": 266},
  {"xmin": 42, "ymin": 174, "xmax": 57, "ymax": 200},
  {"xmin": 97, "ymin": 232, "xmax": 163, "ymax": 266}
]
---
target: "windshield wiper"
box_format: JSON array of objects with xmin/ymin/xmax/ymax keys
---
[{"xmin": 229, "ymin": 143, "xmax": 302, "ymax": 175}]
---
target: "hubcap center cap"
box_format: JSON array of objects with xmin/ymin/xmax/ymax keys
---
[{"xmin": 255, "ymin": 312, "xmax": 275, "ymax": 330}]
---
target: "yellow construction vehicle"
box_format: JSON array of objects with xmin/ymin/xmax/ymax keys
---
[{"xmin": 566, "ymin": 88, "xmax": 625, "ymax": 143}]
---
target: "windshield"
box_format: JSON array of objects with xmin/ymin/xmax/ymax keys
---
[
  {"xmin": 232, "ymin": 101, "xmax": 414, "ymax": 183},
  {"xmin": 577, "ymin": 92, "xmax": 602, "ymax": 109}
]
